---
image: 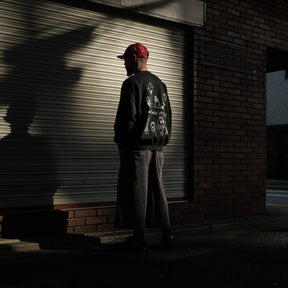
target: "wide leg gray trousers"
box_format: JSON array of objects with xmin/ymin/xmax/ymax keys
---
[{"xmin": 116, "ymin": 150, "xmax": 171, "ymax": 231}]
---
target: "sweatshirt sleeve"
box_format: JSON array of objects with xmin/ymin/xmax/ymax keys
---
[{"xmin": 114, "ymin": 79, "xmax": 137, "ymax": 146}]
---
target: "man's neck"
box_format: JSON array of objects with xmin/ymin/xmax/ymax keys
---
[{"xmin": 136, "ymin": 58, "xmax": 148, "ymax": 73}]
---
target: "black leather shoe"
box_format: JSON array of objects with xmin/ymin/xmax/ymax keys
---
[
  {"xmin": 125, "ymin": 230, "xmax": 147, "ymax": 252},
  {"xmin": 162, "ymin": 229, "xmax": 176, "ymax": 250},
  {"xmin": 125, "ymin": 236, "xmax": 147, "ymax": 251}
]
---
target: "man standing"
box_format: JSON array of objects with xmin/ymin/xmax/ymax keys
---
[{"xmin": 114, "ymin": 43, "xmax": 175, "ymax": 250}]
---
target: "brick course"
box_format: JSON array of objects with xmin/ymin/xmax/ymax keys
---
[{"xmin": 66, "ymin": 207, "xmax": 116, "ymax": 234}]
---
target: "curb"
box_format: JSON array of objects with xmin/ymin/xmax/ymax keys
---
[{"xmin": 1, "ymin": 213, "xmax": 288, "ymax": 252}]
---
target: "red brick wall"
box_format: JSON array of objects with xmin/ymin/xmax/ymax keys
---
[
  {"xmin": 188, "ymin": 0, "xmax": 288, "ymax": 221},
  {"xmin": 66, "ymin": 207, "xmax": 116, "ymax": 234}
]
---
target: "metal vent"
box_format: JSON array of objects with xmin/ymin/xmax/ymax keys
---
[{"xmin": 202, "ymin": 38, "xmax": 247, "ymax": 72}]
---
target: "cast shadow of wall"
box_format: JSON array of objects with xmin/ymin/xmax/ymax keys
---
[{"xmin": 0, "ymin": 25, "xmax": 95, "ymax": 239}]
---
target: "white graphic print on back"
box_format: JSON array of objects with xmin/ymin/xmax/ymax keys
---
[{"xmin": 144, "ymin": 82, "xmax": 168, "ymax": 137}]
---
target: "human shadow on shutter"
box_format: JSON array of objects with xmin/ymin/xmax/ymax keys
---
[
  {"xmin": 0, "ymin": 101, "xmax": 62, "ymax": 238},
  {"xmin": 0, "ymin": 25, "xmax": 95, "ymax": 239},
  {"xmin": 0, "ymin": 102, "xmax": 58, "ymax": 205}
]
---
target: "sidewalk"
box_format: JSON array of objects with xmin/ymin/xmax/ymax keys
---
[{"xmin": 1, "ymin": 205, "xmax": 288, "ymax": 287}]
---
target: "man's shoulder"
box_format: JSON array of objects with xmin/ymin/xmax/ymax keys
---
[
  {"xmin": 122, "ymin": 73, "xmax": 141, "ymax": 87},
  {"xmin": 137, "ymin": 71, "xmax": 166, "ymax": 86},
  {"xmin": 123, "ymin": 72, "xmax": 166, "ymax": 90},
  {"xmin": 147, "ymin": 71, "xmax": 166, "ymax": 87}
]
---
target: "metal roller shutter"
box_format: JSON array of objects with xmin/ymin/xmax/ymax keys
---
[{"xmin": 0, "ymin": 0, "xmax": 186, "ymax": 207}]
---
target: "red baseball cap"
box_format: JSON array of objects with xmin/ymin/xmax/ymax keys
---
[{"xmin": 117, "ymin": 43, "xmax": 149, "ymax": 59}]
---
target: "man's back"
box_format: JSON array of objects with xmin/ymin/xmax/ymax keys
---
[{"xmin": 114, "ymin": 71, "xmax": 172, "ymax": 151}]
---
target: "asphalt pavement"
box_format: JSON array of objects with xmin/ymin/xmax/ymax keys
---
[
  {"xmin": 267, "ymin": 179, "xmax": 288, "ymax": 206},
  {"xmin": 267, "ymin": 189, "xmax": 288, "ymax": 205},
  {"xmin": 1, "ymin": 206, "xmax": 288, "ymax": 288}
]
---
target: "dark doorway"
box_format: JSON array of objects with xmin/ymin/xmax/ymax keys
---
[{"xmin": 266, "ymin": 47, "xmax": 288, "ymax": 206}]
